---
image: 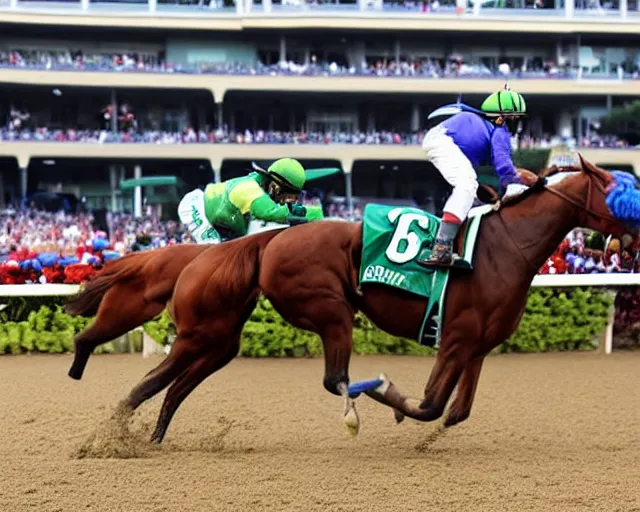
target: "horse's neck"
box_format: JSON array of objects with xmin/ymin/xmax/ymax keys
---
[{"xmin": 499, "ymin": 176, "xmax": 585, "ymax": 273}]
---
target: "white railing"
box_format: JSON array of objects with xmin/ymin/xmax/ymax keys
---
[
  {"xmin": 2, "ymin": 273, "xmax": 639, "ymax": 354},
  {"xmin": 3, "ymin": 273, "xmax": 640, "ymax": 297}
]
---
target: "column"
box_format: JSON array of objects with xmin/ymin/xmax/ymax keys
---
[
  {"xmin": 556, "ymin": 40, "xmax": 563, "ymax": 66},
  {"xmin": 565, "ymin": 0, "xmax": 573, "ymax": 18},
  {"xmin": 81, "ymin": 0, "xmax": 89, "ymax": 11},
  {"xmin": 0, "ymin": 170, "xmax": 5, "ymax": 209},
  {"xmin": 620, "ymin": 0, "xmax": 627, "ymax": 18},
  {"xmin": 411, "ymin": 104, "xmax": 420, "ymax": 132},
  {"xmin": 263, "ymin": 0, "xmax": 271, "ymax": 12},
  {"xmin": 367, "ymin": 110, "xmax": 375, "ymax": 132},
  {"xmin": 216, "ymin": 102, "xmax": 224, "ymax": 130},
  {"xmin": 556, "ymin": 110, "xmax": 573, "ymax": 139},
  {"xmin": 235, "ymin": 0, "xmax": 243, "ymax": 14},
  {"xmin": 213, "ymin": 167, "xmax": 222, "ymax": 183},
  {"xmin": 473, "ymin": 0, "xmax": 481, "ymax": 16},
  {"xmin": 134, "ymin": 165, "xmax": 142, "ymax": 218},
  {"xmin": 606, "ymin": 95, "xmax": 612, "ymax": 112},
  {"xmin": 342, "ymin": 160, "xmax": 354, "ymax": 219},
  {"xmin": 20, "ymin": 166, "xmax": 27, "ymax": 210},
  {"xmin": 229, "ymin": 110, "xmax": 236, "ymax": 133},
  {"xmin": 119, "ymin": 166, "xmax": 126, "ymax": 212},
  {"xmin": 279, "ymin": 35, "xmax": 286, "ymax": 65},
  {"xmin": 345, "ymin": 171, "xmax": 354, "ymax": 219},
  {"xmin": 149, "ymin": 0, "xmax": 157, "ymax": 12},
  {"xmin": 394, "ymin": 40, "xmax": 401, "ymax": 66},
  {"xmin": 110, "ymin": 89, "xmax": 118, "ymax": 133},
  {"xmin": 10, "ymin": 0, "xmax": 18, "ymax": 9},
  {"xmin": 109, "ymin": 165, "xmax": 118, "ymax": 212}
]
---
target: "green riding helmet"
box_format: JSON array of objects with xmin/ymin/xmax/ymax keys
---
[
  {"xmin": 481, "ymin": 90, "xmax": 527, "ymax": 117},
  {"xmin": 266, "ymin": 158, "xmax": 307, "ymax": 192}
]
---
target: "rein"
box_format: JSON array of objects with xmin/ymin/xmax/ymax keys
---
[
  {"xmin": 544, "ymin": 171, "xmax": 619, "ymax": 225},
  {"xmin": 495, "ymin": 167, "xmax": 616, "ymax": 273}
]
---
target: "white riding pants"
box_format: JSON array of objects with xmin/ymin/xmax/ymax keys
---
[
  {"xmin": 177, "ymin": 189, "xmax": 220, "ymax": 244},
  {"xmin": 422, "ymin": 125, "xmax": 479, "ymax": 221}
]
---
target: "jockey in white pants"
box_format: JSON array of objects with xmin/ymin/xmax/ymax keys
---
[
  {"xmin": 418, "ymin": 87, "xmax": 528, "ymax": 270},
  {"xmin": 177, "ymin": 158, "xmax": 309, "ymax": 244},
  {"xmin": 177, "ymin": 188, "xmax": 222, "ymax": 244}
]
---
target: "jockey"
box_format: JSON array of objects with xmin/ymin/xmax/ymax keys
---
[
  {"xmin": 418, "ymin": 87, "xmax": 527, "ymax": 269},
  {"xmin": 178, "ymin": 157, "xmax": 309, "ymax": 243}
]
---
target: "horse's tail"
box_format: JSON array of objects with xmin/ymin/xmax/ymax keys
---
[
  {"xmin": 65, "ymin": 251, "xmax": 156, "ymax": 317},
  {"xmin": 173, "ymin": 229, "xmax": 285, "ymax": 315},
  {"xmin": 223, "ymin": 229, "xmax": 285, "ymax": 296}
]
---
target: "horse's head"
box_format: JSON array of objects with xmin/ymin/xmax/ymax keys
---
[{"xmin": 549, "ymin": 154, "xmax": 640, "ymax": 239}]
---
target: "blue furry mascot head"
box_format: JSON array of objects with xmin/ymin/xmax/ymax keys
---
[{"xmin": 606, "ymin": 171, "xmax": 640, "ymax": 229}]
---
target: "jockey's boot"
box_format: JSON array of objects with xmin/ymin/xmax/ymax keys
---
[{"xmin": 417, "ymin": 221, "xmax": 471, "ymax": 270}]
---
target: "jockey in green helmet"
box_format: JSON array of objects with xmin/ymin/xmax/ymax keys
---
[
  {"xmin": 178, "ymin": 157, "xmax": 309, "ymax": 243},
  {"xmin": 418, "ymin": 87, "xmax": 528, "ymax": 269}
]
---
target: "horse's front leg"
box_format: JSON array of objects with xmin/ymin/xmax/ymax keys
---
[
  {"xmin": 363, "ymin": 337, "xmax": 472, "ymax": 423},
  {"xmin": 443, "ymin": 356, "xmax": 485, "ymax": 427},
  {"xmin": 320, "ymin": 319, "xmax": 360, "ymax": 435}
]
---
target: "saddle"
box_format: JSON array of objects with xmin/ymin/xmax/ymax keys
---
[{"xmin": 455, "ymin": 168, "xmax": 541, "ymax": 257}]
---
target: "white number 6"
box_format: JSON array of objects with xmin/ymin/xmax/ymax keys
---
[{"xmin": 385, "ymin": 208, "xmax": 431, "ymax": 264}]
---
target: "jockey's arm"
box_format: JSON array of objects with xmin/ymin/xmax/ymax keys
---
[
  {"xmin": 252, "ymin": 196, "xmax": 309, "ymax": 225},
  {"xmin": 490, "ymin": 128, "xmax": 520, "ymax": 190},
  {"xmin": 228, "ymin": 180, "xmax": 306, "ymax": 225},
  {"xmin": 250, "ymin": 195, "xmax": 293, "ymax": 223}
]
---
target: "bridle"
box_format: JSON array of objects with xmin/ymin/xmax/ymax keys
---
[
  {"xmin": 495, "ymin": 164, "xmax": 621, "ymax": 273},
  {"xmin": 543, "ymin": 166, "xmax": 620, "ymax": 226}
]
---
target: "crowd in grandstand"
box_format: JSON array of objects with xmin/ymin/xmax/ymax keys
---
[
  {"xmin": 0, "ymin": 127, "xmax": 631, "ymax": 149},
  {"xmin": 2, "ymin": 49, "xmax": 639, "ymax": 79},
  {"xmin": 1, "ymin": 204, "xmax": 637, "ymax": 284}
]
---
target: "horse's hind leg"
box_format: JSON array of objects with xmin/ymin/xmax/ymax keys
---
[
  {"xmin": 149, "ymin": 299, "xmax": 257, "ymax": 443},
  {"xmin": 443, "ymin": 356, "xmax": 485, "ymax": 427},
  {"xmin": 150, "ymin": 333, "xmax": 241, "ymax": 444},
  {"xmin": 122, "ymin": 340, "xmax": 197, "ymax": 411},
  {"xmin": 69, "ymin": 287, "xmax": 164, "ymax": 380}
]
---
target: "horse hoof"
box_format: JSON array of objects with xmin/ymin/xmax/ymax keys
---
[
  {"xmin": 344, "ymin": 406, "xmax": 360, "ymax": 437},
  {"xmin": 393, "ymin": 409, "xmax": 405, "ymax": 424}
]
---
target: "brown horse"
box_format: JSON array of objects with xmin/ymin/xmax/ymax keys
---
[
  {"xmin": 93, "ymin": 155, "xmax": 635, "ymax": 444},
  {"xmin": 66, "ymin": 244, "xmax": 209, "ymax": 380},
  {"xmin": 66, "ymin": 184, "xmax": 502, "ymax": 380}
]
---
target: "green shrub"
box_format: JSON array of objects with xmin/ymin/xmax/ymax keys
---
[
  {"xmin": 0, "ymin": 286, "xmax": 612, "ymax": 356},
  {"xmin": 498, "ymin": 288, "xmax": 613, "ymax": 353},
  {"xmin": 0, "ymin": 304, "xmax": 117, "ymax": 355}
]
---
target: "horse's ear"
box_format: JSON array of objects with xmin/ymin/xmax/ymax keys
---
[{"xmin": 577, "ymin": 152, "xmax": 594, "ymax": 174}]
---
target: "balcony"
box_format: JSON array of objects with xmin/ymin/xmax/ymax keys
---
[
  {"xmin": 1, "ymin": 0, "xmax": 640, "ymax": 34},
  {"xmin": 1, "ymin": 66, "xmax": 639, "ymax": 98},
  {"xmin": 1, "ymin": 139, "xmax": 638, "ymax": 175}
]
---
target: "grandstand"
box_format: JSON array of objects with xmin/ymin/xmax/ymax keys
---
[{"xmin": 0, "ymin": 0, "xmax": 639, "ymax": 215}]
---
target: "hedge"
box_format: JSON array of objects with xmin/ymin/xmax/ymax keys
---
[{"xmin": 0, "ymin": 287, "xmax": 613, "ymax": 356}]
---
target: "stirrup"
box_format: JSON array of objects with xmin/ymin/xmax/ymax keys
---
[{"xmin": 417, "ymin": 245, "xmax": 472, "ymax": 271}]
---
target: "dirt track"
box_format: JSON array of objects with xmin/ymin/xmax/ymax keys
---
[{"xmin": 2, "ymin": 352, "xmax": 640, "ymax": 512}]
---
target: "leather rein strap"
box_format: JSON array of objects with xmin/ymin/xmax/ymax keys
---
[
  {"xmin": 496, "ymin": 169, "xmax": 616, "ymax": 273},
  {"xmin": 544, "ymin": 171, "xmax": 618, "ymax": 225}
]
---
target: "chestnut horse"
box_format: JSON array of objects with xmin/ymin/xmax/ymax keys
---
[
  {"xmin": 66, "ymin": 244, "xmax": 209, "ymax": 380},
  {"xmin": 71, "ymin": 157, "xmax": 639, "ymax": 443},
  {"xmin": 67, "ymin": 186, "xmax": 499, "ymax": 381}
]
